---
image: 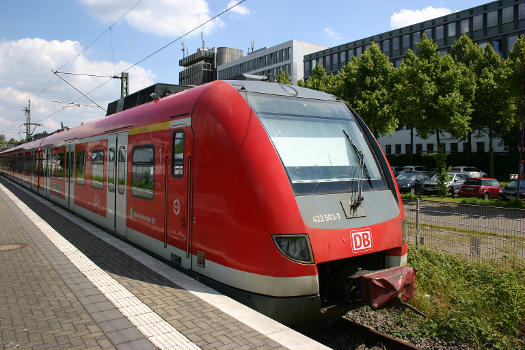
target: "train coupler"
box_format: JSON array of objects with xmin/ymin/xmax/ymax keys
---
[{"xmin": 360, "ymin": 265, "xmax": 417, "ymax": 309}]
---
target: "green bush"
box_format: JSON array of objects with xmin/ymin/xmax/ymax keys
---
[{"xmin": 404, "ymin": 247, "xmax": 525, "ymax": 349}]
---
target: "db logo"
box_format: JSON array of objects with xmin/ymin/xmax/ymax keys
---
[{"xmin": 351, "ymin": 229, "xmax": 373, "ymax": 252}]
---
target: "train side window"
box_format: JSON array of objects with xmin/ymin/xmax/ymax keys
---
[
  {"xmin": 76, "ymin": 150, "xmax": 86, "ymax": 185},
  {"xmin": 131, "ymin": 145, "xmax": 154, "ymax": 200},
  {"xmin": 172, "ymin": 131, "xmax": 184, "ymax": 177},
  {"xmin": 117, "ymin": 147, "xmax": 126, "ymax": 194},
  {"xmin": 91, "ymin": 149, "xmax": 104, "ymax": 189},
  {"xmin": 51, "ymin": 153, "xmax": 57, "ymax": 178},
  {"xmin": 56, "ymin": 153, "xmax": 65, "ymax": 178},
  {"xmin": 108, "ymin": 147, "xmax": 115, "ymax": 192}
]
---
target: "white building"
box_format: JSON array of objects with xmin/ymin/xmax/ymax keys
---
[
  {"xmin": 377, "ymin": 128, "xmax": 507, "ymax": 155},
  {"xmin": 217, "ymin": 40, "xmax": 328, "ymax": 84}
]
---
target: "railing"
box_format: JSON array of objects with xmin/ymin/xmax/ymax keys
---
[{"xmin": 403, "ymin": 198, "xmax": 525, "ymax": 265}]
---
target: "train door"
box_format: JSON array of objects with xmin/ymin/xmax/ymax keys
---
[
  {"xmin": 166, "ymin": 126, "xmax": 193, "ymax": 269},
  {"xmin": 65, "ymin": 143, "xmax": 75, "ymax": 208},
  {"xmin": 115, "ymin": 132, "xmax": 128, "ymax": 237}
]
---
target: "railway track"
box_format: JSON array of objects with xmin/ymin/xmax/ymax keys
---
[{"xmin": 303, "ymin": 317, "xmax": 421, "ymax": 350}]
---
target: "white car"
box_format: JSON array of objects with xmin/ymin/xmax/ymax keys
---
[{"xmin": 449, "ymin": 166, "xmax": 487, "ymax": 178}]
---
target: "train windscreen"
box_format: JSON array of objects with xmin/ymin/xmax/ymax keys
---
[{"xmin": 248, "ymin": 94, "xmax": 387, "ymax": 195}]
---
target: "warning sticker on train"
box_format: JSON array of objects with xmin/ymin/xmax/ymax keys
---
[
  {"xmin": 351, "ymin": 229, "xmax": 373, "ymax": 253},
  {"xmin": 173, "ymin": 199, "xmax": 181, "ymax": 215}
]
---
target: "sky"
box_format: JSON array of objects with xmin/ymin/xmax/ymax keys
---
[{"xmin": 0, "ymin": 0, "xmax": 490, "ymax": 141}]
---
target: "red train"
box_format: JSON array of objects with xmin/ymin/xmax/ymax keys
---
[{"xmin": 0, "ymin": 80, "xmax": 416, "ymax": 326}]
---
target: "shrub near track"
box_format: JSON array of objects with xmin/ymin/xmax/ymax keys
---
[{"xmin": 404, "ymin": 247, "xmax": 525, "ymax": 349}]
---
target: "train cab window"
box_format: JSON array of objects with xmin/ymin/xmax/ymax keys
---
[
  {"xmin": 117, "ymin": 147, "xmax": 126, "ymax": 194},
  {"xmin": 249, "ymin": 94, "xmax": 386, "ymax": 195},
  {"xmin": 91, "ymin": 149, "xmax": 104, "ymax": 189},
  {"xmin": 172, "ymin": 131, "xmax": 184, "ymax": 176},
  {"xmin": 131, "ymin": 146, "xmax": 154, "ymax": 200},
  {"xmin": 108, "ymin": 147, "xmax": 115, "ymax": 192},
  {"xmin": 76, "ymin": 151, "xmax": 86, "ymax": 185}
]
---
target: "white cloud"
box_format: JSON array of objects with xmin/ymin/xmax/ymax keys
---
[
  {"xmin": 79, "ymin": 0, "xmax": 224, "ymax": 37},
  {"xmin": 390, "ymin": 6, "xmax": 452, "ymax": 29},
  {"xmin": 227, "ymin": 0, "xmax": 250, "ymax": 15},
  {"xmin": 324, "ymin": 27, "xmax": 341, "ymax": 41},
  {"xmin": 0, "ymin": 38, "xmax": 154, "ymax": 139}
]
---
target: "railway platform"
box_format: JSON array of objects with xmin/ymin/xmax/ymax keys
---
[{"xmin": 0, "ymin": 177, "xmax": 329, "ymax": 350}]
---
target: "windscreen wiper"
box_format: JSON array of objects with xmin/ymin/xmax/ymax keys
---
[{"xmin": 342, "ymin": 130, "xmax": 372, "ymax": 209}]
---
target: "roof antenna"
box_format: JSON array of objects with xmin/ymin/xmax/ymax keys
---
[
  {"xmin": 201, "ymin": 32, "xmax": 205, "ymax": 50},
  {"xmin": 181, "ymin": 42, "xmax": 186, "ymax": 58},
  {"xmin": 250, "ymin": 40, "xmax": 254, "ymax": 53}
]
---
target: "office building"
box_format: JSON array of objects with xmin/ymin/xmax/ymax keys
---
[
  {"xmin": 217, "ymin": 40, "xmax": 328, "ymax": 84},
  {"xmin": 179, "ymin": 47, "xmax": 243, "ymax": 86}
]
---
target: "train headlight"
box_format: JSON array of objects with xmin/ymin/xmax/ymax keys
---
[
  {"xmin": 401, "ymin": 219, "xmax": 408, "ymax": 245},
  {"xmin": 272, "ymin": 234, "xmax": 314, "ymax": 264}
]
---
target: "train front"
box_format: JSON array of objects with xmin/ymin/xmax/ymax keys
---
[{"xmin": 235, "ymin": 82, "xmax": 416, "ymax": 326}]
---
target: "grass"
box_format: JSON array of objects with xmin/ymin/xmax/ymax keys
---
[
  {"xmin": 401, "ymin": 192, "xmax": 524, "ymax": 209},
  {"xmin": 402, "ymin": 246, "xmax": 525, "ymax": 349}
]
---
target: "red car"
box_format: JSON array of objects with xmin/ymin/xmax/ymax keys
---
[{"xmin": 459, "ymin": 178, "xmax": 502, "ymax": 199}]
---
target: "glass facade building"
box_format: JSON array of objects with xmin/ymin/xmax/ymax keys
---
[{"xmin": 304, "ymin": 0, "xmax": 525, "ymax": 78}]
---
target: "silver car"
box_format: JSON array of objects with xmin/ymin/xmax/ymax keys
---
[
  {"xmin": 420, "ymin": 172, "xmax": 470, "ymax": 196},
  {"xmin": 449, "ymin": 166, "xmax": 487, "ymax": 178}
]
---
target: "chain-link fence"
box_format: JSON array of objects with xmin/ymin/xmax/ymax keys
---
[{"xmin": 403, "ymin": 198, "xmax": 525, "ymax": 265}]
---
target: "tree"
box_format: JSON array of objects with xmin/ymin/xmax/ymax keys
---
[
  {"xmin": 393, "ymin": 35, "xmax": 475, "ymax": 153},
  {"xmin": 449, "ymin": 35, "xmax": 484, "ymax": 164},
  {"xmin": 298, "ymin": 64, "xmax": 339, "ymax": 94},
  {"xmin": 275, "ymin": 69, "xmax": 292, "ymax": 84},
  {"xmin": 338, "ymin": 42, "xmax": 397, "ymax": 136},
  {"xmin": 474, "ymin": 44, "xmax": 515, "ymax": 177}
]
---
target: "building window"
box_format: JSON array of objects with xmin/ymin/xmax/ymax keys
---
[
  {"xmin": 340, "ymin": 50, "xmax": 346, "ymax": 64},
  {"xmin": 502, "ymin": 6, "xmax": 514, "ymax": 24},
  {"xmin": 332, "ymin": 53, "xmax": 338, "ymax": 66},
  {"xmin": 487, "ymin": 10, "xmax": 498, "ymax": 27},
  {"xmin": 131, "ymin": 146, "xmax": 155, "ymax": 200},
  {"xmin": 382, "ymin": 40, "xmax": 390, "ymax": 54},
  {"xmin": 424, "ymin": 28, "xmax": 432, "ymax": 40},
  {"xmin": 473, "ymin": 14, "xmax": 483, "ymax": 31},
  {"xmin": 448, "ymin": 22, "xmax": 456, "ymax": 37},
  {"xmin": 76, "ymin": 150, "xmax": 86, "ymax": 185},
  {"xmin": 91, "ymin": 149, "xmax": 104, "ymax": 189},
  {"xmin": 395, "ymin": 144, "xmax": 402, "ymax": 154},
  {"xmin": 462, "ymin": 142, "xmax": 469, "ymax": 153},
  {"xmin": 324, "ymin": 55, "xmax": 331, "ymax": 67},
  {"xmin": 172, "ymin": 131, "xmax": 184, "ymax": 176},
  {"xmin": 394, "ymin": 59, "xmax": 401, "ymax": 68},
  {"xmin": 385, "ymin": 144, "xmax": 392, "ymax": 154},
  {"xmin": 519, "ymin": 3, "xmax": 525, "ymax": 20},
  {"xmin": 393, "ymin": 37, "xmax": 399, "ymax": 50},
  {"xmin": 476, "ymin": 142, "xmax": 485, "ymax": 153},
  {"xmin": 439, "ymin": 48, "xmax": 448, "ymax": 56},
  {"xmin": 426, "ymin": 143, "xmax": 434, "ymax": 153},
  {"xmin": 493, "ymin": 40, "xmax": 502, "ymax": 54},
  {"xmin": 450, "ymin": 143, "xmax": 458, "ymax": 153},
  {"xmin": 405, "ymin": 144, "xmax": 413, "ymax": 154},
  {"xmin": 416, "ymin": 144, "xmax": 423, "ymax": 154},
  {"xmin": 460, "ymin": 19, "xmax": 469, "ymax": 34},
  {"xmin": 356, "ymin": 46, "xmax": 362, "ymax": 56},
  {"xmin": 347, "ymin": 49, "xmax": 354, "ymax": 59},
  {"xmin": 413, "ymin": 32, "xmax": 421, "ymax": 45},
  {"xmin": 402, "ymin": 34, "xmax": 410, "ymax": 49},
  {"xmin": 509, "ymin": 35, "xmax": 519, "ymax": 51},
  {"xmin": 436, "ymin": 26, "xmax": 444, "ymax": 40}
]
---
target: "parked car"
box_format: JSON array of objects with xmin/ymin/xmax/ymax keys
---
[
  {"xmin": 458, "ymin": 178, "xmax": 502, "ymax": 199},
  {"xmin": 449, "ymin": 166, "xmax": 487, "ymax": 178},
  {"xmin": 499, "ymin": 180, "xmax": 525, "ymax": 200},
  {"xmin": 419, "ymin": 172, "xmax": 470, "ymax": 196},
  {"xmin": 390, "ymin": 166, "xmax": 404, "ymax": 177},
  {"xmin": 395, "ymin": 172, "xmax": 430, "ymax": 195},
  {"xmin": 401, "ymin": 165, "xmax": 429, "ymax": 173}
]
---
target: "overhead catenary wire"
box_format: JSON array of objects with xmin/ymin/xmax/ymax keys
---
[
  {"xmin": 37, "ymin": 0, "xmax": 247, "ymax": 126},
  {"xmin": 36, "ymin": 0, "xmax": 145, "ymax": 100}
]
